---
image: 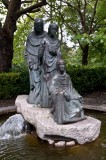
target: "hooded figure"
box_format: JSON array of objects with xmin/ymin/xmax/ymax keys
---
[{"xmin": 25, "ymin": 18, "xmax": 46, "ymax": 104}]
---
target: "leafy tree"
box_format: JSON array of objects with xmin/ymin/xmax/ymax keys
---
[
  {"xmin": 13, "ymin": 15, "xmax": 34, "ymax": 70},
  {"xmin": 44, "ymin": 0, "xmax": 106, "ymax": 65},
  {"xmin": 0, "ymin": 0, "xmax": 47, "ymax": 72}
]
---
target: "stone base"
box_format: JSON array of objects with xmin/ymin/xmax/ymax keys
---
[{"xmin": 15, "ymin": 95, "xmax": 101, "ymax": 146}]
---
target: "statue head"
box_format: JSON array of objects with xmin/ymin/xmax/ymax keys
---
[
  {"xmin": 48, "ymin": 23, "xmax": 58, "ymax": 37},
  {"xmin": 57, "ymin": 59, "xmax": 65, "ymax": 74},
  {"xmin": 34, "ymin": 18, "xmax": 44, "ymax": 35}
]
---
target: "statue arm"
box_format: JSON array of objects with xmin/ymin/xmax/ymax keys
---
[
  {"xmin": 49, "ymin": 76, "xmax": 60, "ymax": 94},
  {"xmin": 57, "ymin": 41, "xmax": 61, "ymax": 59},
  {"xmin": 24, "ymin": 35, "xmax": 31, "ymax": 64},
  {"xmin": 63, "ymin": 75, "xmax": 74, "ymax": 101},
  {"xmin": 24, "ymin": 50, "xmax": 33, "ymax": 70},
  {"xmin": 57, "ymin": 48, "xmax": 61, "ymax": 60},
  {"xmin": 71, "ymin": 87, "xmax": 83, "ymax": 103},
  {"xmin": 39, "ymin": 39, "xmax": 45, "ymax": 60}
]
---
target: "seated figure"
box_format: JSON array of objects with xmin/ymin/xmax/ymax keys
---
[{"xmin": 49, "ymin": 59, "xmax": 86, "ymax": 124}]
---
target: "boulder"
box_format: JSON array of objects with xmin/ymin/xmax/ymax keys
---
[{"xmin": 15, "ymin": 95, "xmax": 101, "ymax": 145}]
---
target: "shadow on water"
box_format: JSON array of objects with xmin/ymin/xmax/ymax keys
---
[{"xmin": 0, "ymin": 111, "xmax": 106, "ymax": 160}]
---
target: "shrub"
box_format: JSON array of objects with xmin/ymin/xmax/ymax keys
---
[
  {"xmin": 0, "ymin": 71, "xmax": 29, "ymax": 99},
  {"xmin": 0, "ymin": 66, "xmax": 106, "ymax": 99},
  {"xmin": 66, "ymin": 66, "xmax": 106, "ymax": 94}
]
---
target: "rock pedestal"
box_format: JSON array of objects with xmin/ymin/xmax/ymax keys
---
[{"xmin": 15, "ymin": 95, "xmax": 101, "ymax": 146}]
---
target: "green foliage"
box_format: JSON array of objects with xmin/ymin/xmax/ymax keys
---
[
  {"xmin": 44, "ymin": 0, "xmax": 106, "ymax": 66},
  {"xmin": 0, "ymin": 66, "xmax": 106, "ymax": 99},
  {"xmin": 0, "ymin": 71, "xmax": 29, "ymax": 99},
  {"xmin": 87, "ymin": 28, "xmax": 106, "ymax": 66},
  {"xmin": 13, "ymin": 16, "xmax": 34, "ymax": 68},
  {"xmin": 61, "ymin": 42, "xmax": 83, "ymax": 67},
  {"xmin": 66, "ymin": 66, "xmax": 106, "ymax": 94}
]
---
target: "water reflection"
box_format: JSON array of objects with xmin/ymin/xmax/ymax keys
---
[{"xmin": 0, "ymin": 111, "xmax": 106, "ymax": 160}]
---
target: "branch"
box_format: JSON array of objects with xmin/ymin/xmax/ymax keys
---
[
  {"xmin": 28, "ymin": 8, "xmax": 40, "ymax": 13},
  {"xmin": 43, "ymin": 10, "xmax": 51, "ymax": 16},
  {"xmin": 2, "ymin": 0, "xmax": 9, "ymax": 9},
  {"xmin": 60, "ymin": 0, "xmax": 86, "ymax": 33},
  {"xmin": 21, "ymin": 1, "xmax": 32, "ymax": 4},
  {"xmin": 17, "ymin": 0, "xmax": 47, "ymax": 16},
  {"xmin": 82, "ymin": 0, "xmax": 87, "ymax": 33},
  {"xmin": 75, "ymin": 0, "xmax": 87, "ymax": 33},
  {"xmin": 89, "ymin": 0, "xmax": 99, "ymax": 34},
  {"xmin": 58, "ymin": 9, "xmax": 78, "ymax": 35},
  {"xmin": 78, "ymin": 39, "xmax": 84, "ymax": 51},
  {"xmin": 60, "ymin": 0, "xmax": 77, "ymax": 10},
  {"xmin": 83, "ymin": 0, "xmax": 87, "ymax": 21},
  {"xmin": 92, "ymin": 17, "xmax": 106, "ymax": 32},
  {"xmin": 25, "ymin": 13, "xmax": 34, "ymax": 21},
  {"xmin": 84, "ymin": 0, "xmax": 87, "ymax": 15}
]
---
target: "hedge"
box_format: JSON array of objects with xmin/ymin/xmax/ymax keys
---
[
  {"xmin": 0, "ymin": 71, "xmax": 29, "ymax": 99},
  {"xmin": 67, "ymin": 66, "xmax": 106, "ymax": 93},
  {"xmin": 0, "ymin": 66, "xmax": 106, "ymax": 99}
]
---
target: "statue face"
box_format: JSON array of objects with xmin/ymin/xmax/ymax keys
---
[
  {"xmin": 34, "ymin": 21, "xmax": 43, "ymax": 33},
  {"xmin": 50, "ymin": 27, "xmax": 57, "ymax": 36},
  {"xmin": 49, "ymin": 24, "xmax": 58, "ymax": 37},
  {"xmin": 58, "ymin": 64, "xmax": 65, "ymax": 73}
]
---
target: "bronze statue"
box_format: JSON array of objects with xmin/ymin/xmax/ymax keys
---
[
  {"xmin": 39, "ymin": 23, "xmax": 61, "ymax": 108},
  {"xmin": 49, "ymin": 60, "xmax": 86, "ymax": 124},
  {"xmin": 25, "ymin": 18, "xmax": 46, "ymax": 104},
  {"xmin": 25, "ymin": 19, "xmax": 86, "ymax": 125}
]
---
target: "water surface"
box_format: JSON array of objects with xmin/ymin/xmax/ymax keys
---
[{"xmin": 0, "ymin": 111, "xmax": 106, "ymax": 160}]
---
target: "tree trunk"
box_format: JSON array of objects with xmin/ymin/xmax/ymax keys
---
[
  {"xmin": 0, "ymin": 28, "xmax": 14, "ymax": 72},
  {"xmin": 0, "ymin": 0, "xmax": 21, "ymax": 72},
  {"xmin": 0, "ymin": 0, "xmax": 47, "ymax": 72},
  {"xmin": 82, "ymin": 44, "xmax": 89, "ymax": 66},
  {"xmin": 0, "ymin": 15, "xmax": 16, "ymax": 72}
]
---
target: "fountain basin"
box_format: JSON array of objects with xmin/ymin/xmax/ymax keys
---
[{"xmin": 15, "ymin": 95, "xmax": 101, "ymax": 146}]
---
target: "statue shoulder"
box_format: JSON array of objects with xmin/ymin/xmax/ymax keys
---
[
  {"xmin": 27, "ymin": 31, "xmax": 47, "ymax": 40},
  {"xmin": 41, "ymin": 36, "xmax": 49, "ymax": 46},
  {"xmin": 66, "ymin": 73, "xmax": 72, "ymax": 82},
  {"xmin": 26, "ymin": 31, "xmax": 34, "ymax": 40}
]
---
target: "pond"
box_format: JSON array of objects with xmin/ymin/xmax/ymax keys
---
[{"xmin": 0, "ymin": 111, "xmax": 106, "ymax": 160}]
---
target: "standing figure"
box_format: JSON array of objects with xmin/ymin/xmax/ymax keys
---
[
  {"xmin": 49, "ymin": 60, "xmax": 86, "ymax": 124},
  {"xmin": 25, "ymin": 18, "xmax": 46, "ymax": 104},
  {"xmin": 39, "ymin": 23, "xmax": 61, "ymax": 108}
]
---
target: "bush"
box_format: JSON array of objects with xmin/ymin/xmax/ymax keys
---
[
  {"xmin": 66, "ymin": 66, "xmax": 106, "ymax": 94},
  {"xmin": 0, "ymin": 71, "xmax": 29, "ymax": 99},
  {"xmin": 0, "ymin": 66, "xmax": 106, "ymax": 99}
]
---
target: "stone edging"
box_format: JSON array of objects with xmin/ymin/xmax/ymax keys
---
[
  {"xmin": 0, "ymin": 106, "xmax": 17, "ymax": 115},
  {"xmin": 83, "ymin": 104, "xmax": 106, "ymax": 112}
]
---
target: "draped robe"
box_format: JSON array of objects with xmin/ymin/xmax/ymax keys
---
[
  {"xmin": 40, "ymin": 36, "xmax": 61, "ymax": 108},
  {"xmin": 25, "ymin": 31, "xmax": 46, "ymax": 104},
  {"xmin": 49, "ymin": 73, "xmax": 86, "ymax": 124}
]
